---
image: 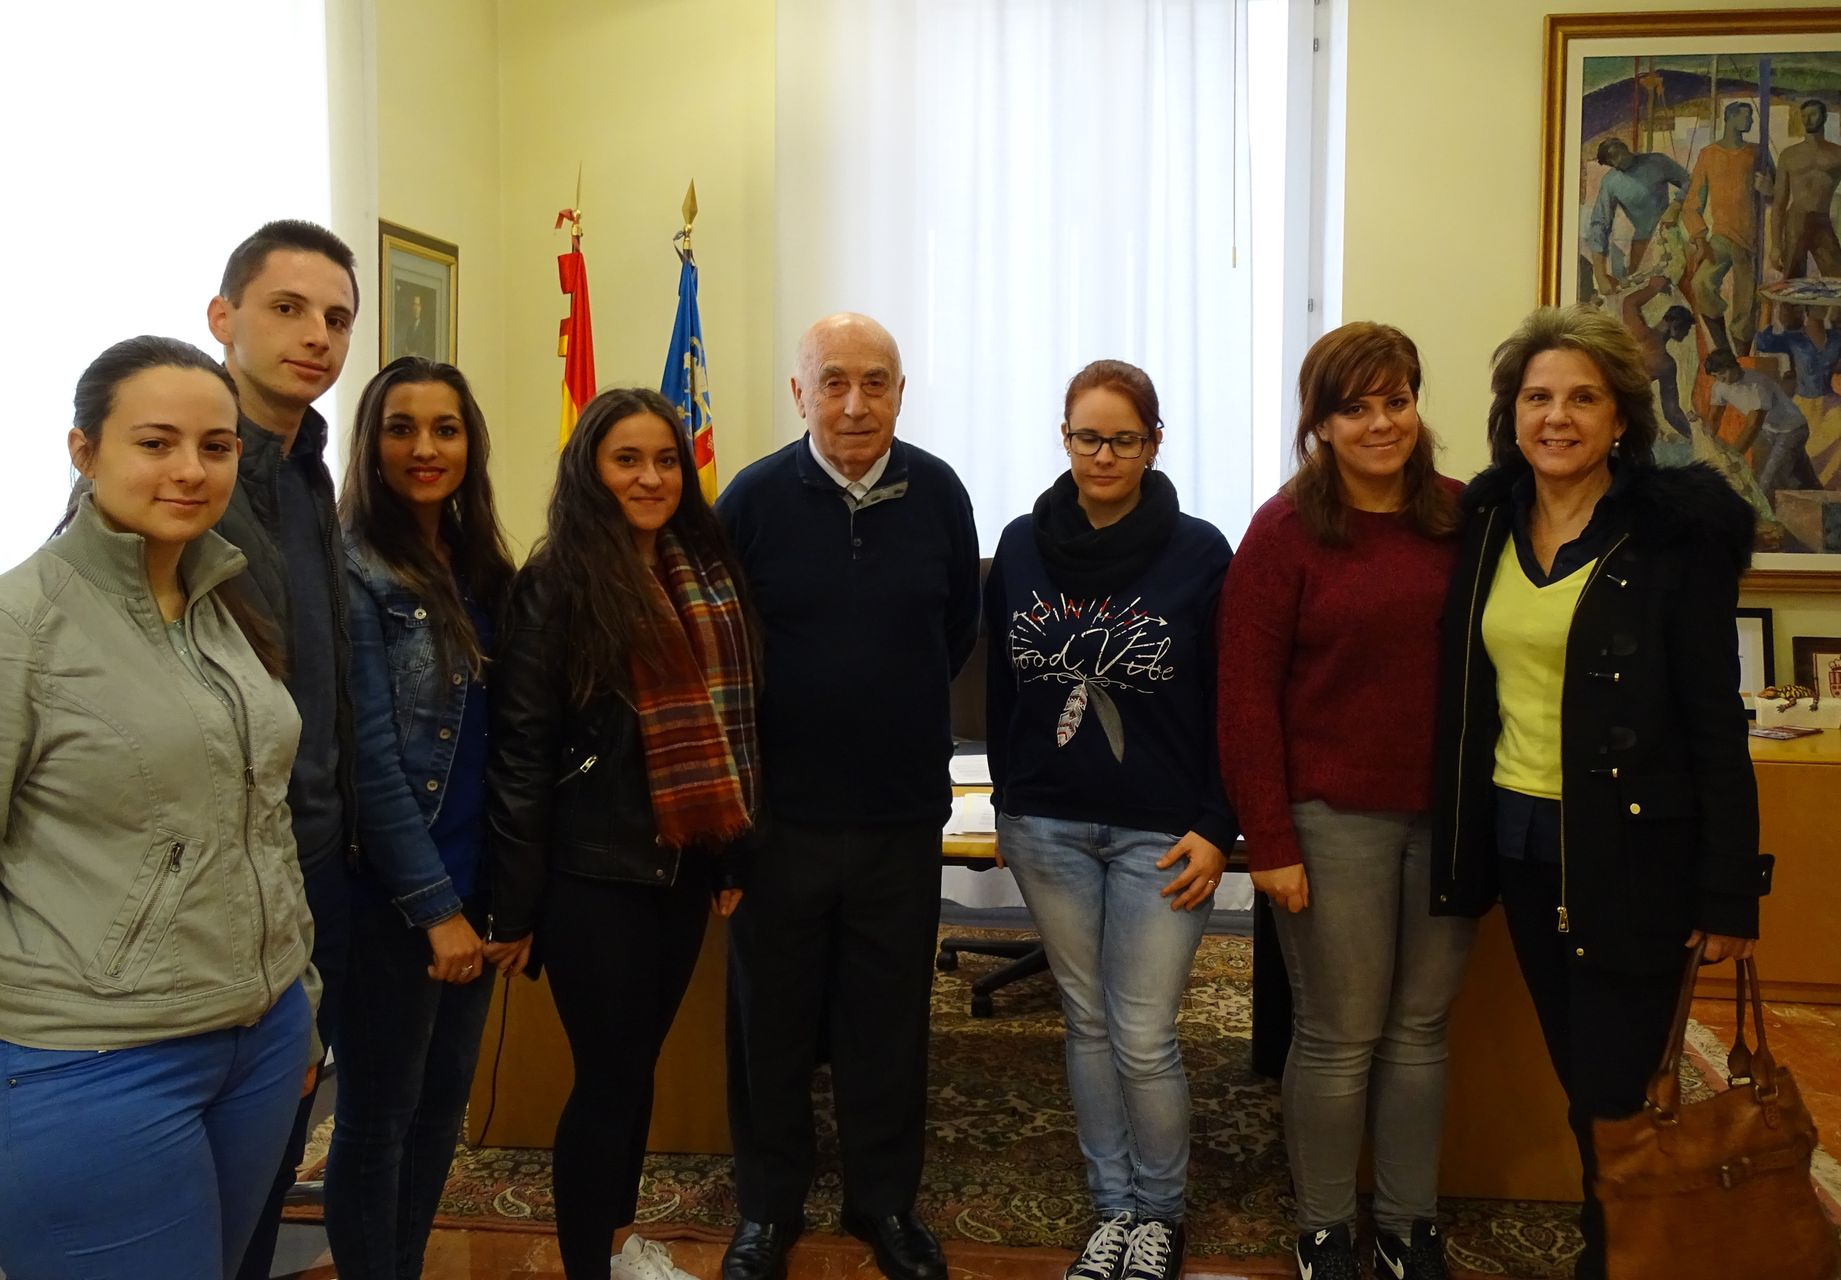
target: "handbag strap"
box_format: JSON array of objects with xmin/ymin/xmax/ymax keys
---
[
  {"xmin": 1642, "ymin": 939, "xmax": 1706, "ymax": 1119},
  {"xmin": 1731, "ymin": 956, "xmax": 1782, "ymax": 1099}
]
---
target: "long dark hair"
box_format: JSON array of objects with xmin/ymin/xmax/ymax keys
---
[
  {"xmin": 62, "ymin": 335, "xmax": 286, "ymax": 676},
  {"xmin": 338, "ymin": 357, "xmax": 515, "ymax": 676},
  {"xmin": 530, "ymin": 386, "xmax": 751, "ymax": 706},
  {"xmin": 1284, "ymin": 321, "xmax": 1458, "ymax": 546}
]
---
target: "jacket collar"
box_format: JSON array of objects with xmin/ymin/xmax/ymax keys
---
[
  {"xmin": 794, "ymin": 434, "xmax": 911, "ymax": 505},
  {"xmin": 237, "ymin": 403, "xmax": 330, "ymax": 486},
  {"xmin": 48, "ymin": 493, "xmax": 249, "ymax": 605}
]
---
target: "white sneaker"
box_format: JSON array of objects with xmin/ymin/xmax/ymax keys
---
[{"xmin": 611, "ymin": 1233, "xmax": 699, "ymax": 1280}]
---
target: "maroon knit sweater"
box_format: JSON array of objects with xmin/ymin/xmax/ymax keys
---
[{"xmin": 1216, "ymin": 483, "xmax": 1461, "ymax": 871}]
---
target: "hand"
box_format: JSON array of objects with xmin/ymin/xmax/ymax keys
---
[
  {"xmin": 712, "ymin": 888, "xmax": 743, "ymax": 918},
  {"xmin": 1688, "ymin": 930, "xmax": 1757, "ymax": 963},
  {"xmin": 1156, "ymin": 832, "xmax": 1227, "ymax": 912},
  {"xmin": 1251, "ymin": 863, "xmax": 1310, "ymax": 914},
  {"xmin": 483, "ymin": 936, "xmax": 534, "ymax": 979},
  {"xmin": 301, "ymin": 1063, "xmax": 319, "ymax": 1099},
  {"xmin": 1754, "ymin": 173, "xmax": 1774, "ymax": 198},
  {"xmin": 425, "ymin": 913, "xmax": 485, "ymax": 983}
]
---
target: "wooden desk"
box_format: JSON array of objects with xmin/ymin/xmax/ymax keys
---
[{"xmin": 1697, "ymin": 732, "xmax": 1841, "ymax": 1004}]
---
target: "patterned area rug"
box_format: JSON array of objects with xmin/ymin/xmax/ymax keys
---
[{"xmin": 293, "ymin": 930, "xmax": 1761, "ymax": 1278}]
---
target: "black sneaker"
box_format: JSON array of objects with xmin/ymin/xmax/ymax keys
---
[
  {"xmin": 1373, "ymin": 1220, "xmax": 1449, "ymax": 1280},
  {"xmin": 1293, "ymin": 1224, "xmax": 1360, "ymax": 1280},
  {"xmin": 1065, "ymin": 1212, "xmax": 1135, "ymax": 1280},
  {"xmin": 1120, "ymin": 1218, "xmax": 1184, "ymax": 1280}
]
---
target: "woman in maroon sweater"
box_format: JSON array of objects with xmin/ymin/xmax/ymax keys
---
[{"xmin": 1217, "ymin": 323, "xmax": 1473, "ymax": 1280}]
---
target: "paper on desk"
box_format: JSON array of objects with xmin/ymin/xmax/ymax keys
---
[
  {"xmin": 949, "ymin": 753, "xmax": 992, "ymax": 785},
  {"xmin": 942, "ymin": 790, "xmax": 997, "ymax": 835}
]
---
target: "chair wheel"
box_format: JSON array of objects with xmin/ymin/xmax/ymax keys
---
[
  {"xmin": 936, "ymin": 950, "xmax": 958, "ymax": 972},
  {"xmin": 971, "ymin": 994, "xmax": 994, "ymax": 1018}
]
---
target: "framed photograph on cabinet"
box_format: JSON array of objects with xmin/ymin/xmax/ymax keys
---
[
  {"xmin": 1790, "ymin": 634, "xmax": 1841, "ymax": 698},
  {"xmin": 379, "ymin": 221, "xmax": 458, "ymax": 365},
  {"xmin": 1539, "ymin": 9, "xmax": 1841, "ymax": 588},
  {"xmin": 1734, "ymin": 607, "xmax": 1775, "ymax": 714}
]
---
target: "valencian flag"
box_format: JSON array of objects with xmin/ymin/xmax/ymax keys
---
[
  {"xmin": 662, "ymin": 182, "xmax": 718, "ymax": 501},
  {"xmin": 555, "ymin": 204, "xmax": 595, "ymax": 443}
]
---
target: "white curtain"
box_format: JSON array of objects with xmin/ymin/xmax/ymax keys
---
[
  {"xmin": 776, "ymin": 0, "xmax": 1299, "ymax": 553},
  {"xmin": 0, "ymin": 0, "xmax": 375, "ymax": 573}
]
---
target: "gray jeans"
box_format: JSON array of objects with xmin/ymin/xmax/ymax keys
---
[{"xmin": 1270, "ymin": 801, "xmax": 1477, "ymax": 1235}]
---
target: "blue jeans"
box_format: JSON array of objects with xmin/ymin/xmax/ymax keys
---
[
  {"xmin": 0, "ymin": 981, "xmax": 310, "ymax": 1280},
  {"xmin": 324, "ymin": 892, "xmax": 494, "ymax": 1279},
  {"xmin": 996, "ymin": 814, "xmax": 1209, "ymax": 1221},
  {"xmin": 1270, "ymin": 802, "xmax": 1476, "ymax": 1236}
]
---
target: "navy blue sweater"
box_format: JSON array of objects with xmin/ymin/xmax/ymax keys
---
[
  {"xmin": 985, "ymin": 510, "xmax": 1238, "ymax": 850},
  {"xmin": 716, "ymin": 437, "xmax": 980, "ymax": 826}
]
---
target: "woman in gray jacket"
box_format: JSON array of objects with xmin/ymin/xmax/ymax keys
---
[{"xmin": 0, "ymin": 337, "xmax": 320, "ymax": 1280}]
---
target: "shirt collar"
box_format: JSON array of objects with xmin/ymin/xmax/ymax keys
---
[{"xmin": 807, "ymin": 435, "xmax": 891, "ymax": 500}]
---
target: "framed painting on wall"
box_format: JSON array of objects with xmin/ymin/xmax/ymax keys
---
[
  {"xmin": 1539, "ymin": 9, "xmax": 1841, "ymax": 588},
  {"xmin": 379, "ymin": 221, "xmax": 458, "ymax": 365}
]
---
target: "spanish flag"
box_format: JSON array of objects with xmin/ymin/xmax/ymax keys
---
[{"xmin": 556, "ymin": 210, "xmax": 595, "ymax": 443}]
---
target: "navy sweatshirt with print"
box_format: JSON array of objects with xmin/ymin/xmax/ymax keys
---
[{"xmin": 984, "ymin": 510, "xmax": 1237, "ymax": 849}]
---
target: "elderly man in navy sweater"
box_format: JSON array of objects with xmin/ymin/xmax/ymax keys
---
[{"xmin": 717, "ymin": 313, "xmax": 979, "ymax": 1280}]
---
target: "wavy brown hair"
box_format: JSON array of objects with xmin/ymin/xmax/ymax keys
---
[
  {"xmin": 528, "ymin": 386, "xmax": 754, "ymax": 706},
  {"xmin": 1486, "ymin": 306, "xmax": 1658, "ymax": 470},
  {"xmin": 1284, "ymin": 321, "xmax": 1458, "ymax": 546},
  {"xmin": 338, "ymin": 358, "xmax": 515, "ymax": 675},
  {"xmin": 61, "ymin": 335, "xmax": 287, "ymax": 676}
]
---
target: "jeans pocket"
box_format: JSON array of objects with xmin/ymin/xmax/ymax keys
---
[{"xmin": 0, "ymin": 1042, "xmax": 110, "ymax": 1087}]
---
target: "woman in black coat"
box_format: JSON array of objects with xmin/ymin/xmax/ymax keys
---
[{"xmin": 1431, "ymin": 305, "xmax": 1772, "ymax": 1280}]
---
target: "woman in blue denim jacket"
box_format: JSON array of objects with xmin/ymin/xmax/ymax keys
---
[{"xmin": 323, "ymin": 357, "xmax": 516, "ymax": 1279}]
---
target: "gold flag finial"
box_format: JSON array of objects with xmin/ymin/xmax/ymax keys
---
[{"xmin": 675, "ymin": 180, "xmax": 698, "ymax": 264}]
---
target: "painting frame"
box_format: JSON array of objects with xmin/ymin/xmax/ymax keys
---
[
  {"xmin": 1734, "ymin": 606, "xmax": 1775, "ymax": 714},
  {"xmin": 1790, "ymin": 633, "xmax": 1841, "ymax": 694},
  {"xmin": 378, "ymin": 220, "xmax": 458, "ymax": 366},
  {"xmin": 1539, "ymin": 9, "xmax": 1841, "ymax": 589}
]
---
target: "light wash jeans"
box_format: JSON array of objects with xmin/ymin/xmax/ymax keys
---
[
  {"xmin": 1270, "ymin": 801, "xmax": 1477, "ymax": 1236},
  {"xmin": 997, "ymin": 813, "xmax": 1210, "ymax": 1221}
]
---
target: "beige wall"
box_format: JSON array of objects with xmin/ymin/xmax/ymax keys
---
[
  {"xmin": 375, "ymin": 0, "xmax": 509, "ymax": 526},
  {"xmin": 490, "ymin": 0, "xmax": 777, "ymax": 553},
  {"xmin": 1341, "ymin": 0, "xmax": 1841, "ymax": 675}
]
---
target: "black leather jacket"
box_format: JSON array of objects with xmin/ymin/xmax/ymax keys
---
[{"xmin": 484, "ymin": 563, "xmax": 740, "ymax": 941}]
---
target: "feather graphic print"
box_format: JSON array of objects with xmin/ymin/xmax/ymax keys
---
[{"xmin": 1056, "ymin": 680, "xmax": 1089, "ymax": 747}]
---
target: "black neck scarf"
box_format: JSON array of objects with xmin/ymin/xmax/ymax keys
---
[{"xmin": 1030, "ymin": 469, "xmax": 1179, "ymax": 599}]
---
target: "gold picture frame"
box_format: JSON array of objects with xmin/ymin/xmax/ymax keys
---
[
  {"xmin": 379, "ymin": 220, "xmax": 458, "ymax": 365},
  {"xmin": 1539, "ymin": 9, "xmax": 1841, "ymax": 589}
]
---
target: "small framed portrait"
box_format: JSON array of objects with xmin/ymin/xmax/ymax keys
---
[
  {"xmin": 1734, "ymin": 607, "xmax": 1775, "ymax": 713},
  {"xmin": 1791, "ymin": 634, "xmax": 1841, "ymax": 698},
  {"xmin": 379, "ymin": 221, "xmax": 458, "ymax": 365}
]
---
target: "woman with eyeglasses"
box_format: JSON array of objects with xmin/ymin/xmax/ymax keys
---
[{"xmin": 984, "ymin": 360, "xmax": 1235, "ymax": 1280}]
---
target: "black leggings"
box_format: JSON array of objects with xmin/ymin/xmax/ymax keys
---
[{"xmin": 541, "ymin": 866, "xmax": 711, "ymax": 1280}]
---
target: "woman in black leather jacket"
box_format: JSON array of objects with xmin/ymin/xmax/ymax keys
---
[{"xmin": 483, "ymin": 387, "xmax": 760, "ymax": 1280}]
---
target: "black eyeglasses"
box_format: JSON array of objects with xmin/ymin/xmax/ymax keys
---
[{"xmin": 1065, "ymin": 429, "xmax": 1151, "ymax": 459}]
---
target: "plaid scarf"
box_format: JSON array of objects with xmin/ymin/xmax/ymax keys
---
[{"xmin": 629, "ymin": 528, "xmax": 759, "ymax": 849}]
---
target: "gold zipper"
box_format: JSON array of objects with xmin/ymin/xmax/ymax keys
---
[
  {"xmin": 1449, "ymin": 508, "xmax": 1499, "ymax": 882},
  {"xmin": 1555, "ymin": 533, "xmax": 1631, "ymax": 935}
]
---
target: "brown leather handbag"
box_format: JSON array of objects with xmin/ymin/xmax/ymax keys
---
[{"xmin": 1594, "ymin": 949, "xmax": 1839, "ymax": 1279}]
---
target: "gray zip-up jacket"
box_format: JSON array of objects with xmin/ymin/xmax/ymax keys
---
[{"xmin": 0, "ymin": 496, "xmax": 320, "ymax": 1057}]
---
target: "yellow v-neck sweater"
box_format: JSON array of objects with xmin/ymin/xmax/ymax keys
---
[{"xmin": 1480, "ymin": 539, "xmax": 1597, "ymax": 800}]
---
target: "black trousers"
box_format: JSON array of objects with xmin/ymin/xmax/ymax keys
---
[
  {"xmin": 726, "ymin": 820, "xmax": 943, "ymax": 1222},
  {"xmin": 1497, "ymin": 857, "xmax": 1683, "ymax": 1280},
  {"xmin": 543, "ymin": 867, "xmax": 711, "ymax": 1280},
  {"xmin": 235, "ymin": 855, "xmax": 355, "ymax": 1280}
]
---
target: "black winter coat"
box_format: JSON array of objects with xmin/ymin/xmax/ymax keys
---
[
  {"xmin": 1431, "ymin": 461, "xmax": 1773, "ymax": 973},
  {"xmin": 484, "ymin": 564, "xmax": 740, "ymax": 942}
]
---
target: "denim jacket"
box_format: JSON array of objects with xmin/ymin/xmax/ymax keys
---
[{"xmin": 344, "ymin": 537, "xmax": 481, "ymax": 927}]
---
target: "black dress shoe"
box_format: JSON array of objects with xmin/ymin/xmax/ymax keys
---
[
  {"xmin": 723, "ymin": 1218, "xmax": 804, "ymax": 1280},
  {"xmin": 840, "ymin": 1208, "xmax": 947, "ymax": 1280}
]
